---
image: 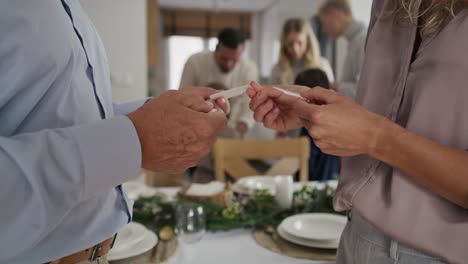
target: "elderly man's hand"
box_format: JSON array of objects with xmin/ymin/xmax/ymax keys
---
[{"xmin": 127, "ymin": 88, "xmax": 229, "ymax": 173}]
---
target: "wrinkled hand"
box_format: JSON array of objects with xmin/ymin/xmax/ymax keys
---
[
  {"xmin": 292, "ymin": 88, "xmax": 383, "ymax": 157},
  {"xmin": 127, "ymin": 88, "xmax": 229, "ymax": 173},
  {"xmin": 247, "ymin": 81, "xmax": 309, "ymax": 132}
]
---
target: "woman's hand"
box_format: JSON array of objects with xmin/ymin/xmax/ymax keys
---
[
  {"xmin": 247, "ymin": 81, "xmax": 309, "ymax": 132},
  {"xmin": 293, "ymin": 87, "xmax": 384, "ymax": 157},
  {"xmin": 247, "ymin": 81, "xmax": 385, "ymax": 157}
]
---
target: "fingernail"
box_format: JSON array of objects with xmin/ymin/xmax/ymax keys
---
[
  {"xmin": 206, "ymin": 101, "xmax": 214, "ymax": 109},
  {"xmin": 220, "ymin": 97, "xmax": 230, "ymax": 113},
  {"xmin": 210, "ymin": 109, "xmax": 218, "ymax": 113}
]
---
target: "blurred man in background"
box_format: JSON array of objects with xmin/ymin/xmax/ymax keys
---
[
  {"xmin": 180, "ymin": 28, "xmax": 258, "ymax": 137},
  {"xmin": 319, "ymin": 0, "xmax": 367, "ymax": 100}
]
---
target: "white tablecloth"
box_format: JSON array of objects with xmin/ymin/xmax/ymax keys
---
[
  {"xmin": 122, "ymin": 181, "xmax": 336, "ymax": 264},
  {"xmin": 164, "ymin": 229, "xmax": 334, "ymax": 264}
]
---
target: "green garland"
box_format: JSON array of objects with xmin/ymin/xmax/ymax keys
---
[{"xmin": 133, "ymin": 184, "xmax": 342, "ymax": 234}]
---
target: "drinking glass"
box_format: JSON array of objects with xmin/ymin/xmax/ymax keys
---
[
  {"xmin": 175, "ymin": 202, "xmax": 206, "ymax": 244},
  {"xmin": 175, "ymin": 202, "xmax": 206, "ymax": 263}
]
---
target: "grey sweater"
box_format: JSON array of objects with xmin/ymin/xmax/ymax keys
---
[{"xmin": 337, "ymin": 21, "xmax": 367, "ymax": 100}]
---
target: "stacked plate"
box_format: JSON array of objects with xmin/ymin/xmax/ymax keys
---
[
  {"xmin": 277, "ymin": 213, "xmax": 347, "ymax": 249},
  {"xmin": 108, "ymin": 222, "xmax": 158, "ymax": 261},
  {"xmin": 122, "ymin": 181, "xmax": 156, "ymax": 200},
  {"xmin": 233, "ymin": 176, "xmax": 278, "ymax": 195},
  {"xmin": 232, "ymin": 176, "xmax": 339, "ymax": 196}
]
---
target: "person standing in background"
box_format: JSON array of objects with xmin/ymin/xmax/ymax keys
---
[
  {"xmin": 318, "ymin": 0, "xmax": 367, "ymax": 100},
  {"xmin": 180, "ymin": 28, "xmax": 258, "ymax": 137},
  {"xmin": 270, "ymin": 18, "xmax": 335, "ymax": 86}
]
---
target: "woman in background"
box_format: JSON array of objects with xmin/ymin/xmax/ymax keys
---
[{"xmin": 270, "ymin": 18, "xmax": 334, "ymax": 85}]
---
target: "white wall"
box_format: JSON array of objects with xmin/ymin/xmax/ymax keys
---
[
  {"xmin": 278, "ymin": 0, "xmax": 321, "ymax": 25},
  {"xmin": 257, "ymin": 4, "xmax": 280, "ymax": 78},
  {"xmin": 350, "ymin": 0, "xmax": 373, "ymax": 26},
  {"xmin": 80, "ymin": 0, "xmax": 148, "ymax": 102}
]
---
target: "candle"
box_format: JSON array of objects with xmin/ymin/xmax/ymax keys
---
[{"xmin": 274, "ymin": 175, "xmax": 293, "ymax": 209}]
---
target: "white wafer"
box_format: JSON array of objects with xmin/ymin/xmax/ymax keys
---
[
  {"xmin": 209, "ymin": 85, "xmax": 249, "ymax": 100},
  {"xmin": 272, "ymin": 86, "xmax": 308, "ymax": 101},
  {"xmin": 209, "ymin": 84, "xmax": 308, "ymax": 102}
]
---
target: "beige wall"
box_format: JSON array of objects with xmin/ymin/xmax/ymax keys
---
[{"xmin": 80, "ymin": 0, "xmax": 148, "ymax": 102}]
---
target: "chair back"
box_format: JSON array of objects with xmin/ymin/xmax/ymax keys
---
[{"xmin": 213, "ymin": 137, "xmax": 310, "ymax": 182}]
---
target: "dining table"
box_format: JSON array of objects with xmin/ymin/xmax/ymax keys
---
[{"xmin": 115, "ymin": 183, "xmax": 337, "ymax": 264}]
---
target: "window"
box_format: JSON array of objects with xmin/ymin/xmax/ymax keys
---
[
  {"xmin": 168, "ymin": 36, "xmax": 204, "ymax": 89},
  {"xmin": 208, "ymin": 37, "xmax": 217, "ymax": 51}
]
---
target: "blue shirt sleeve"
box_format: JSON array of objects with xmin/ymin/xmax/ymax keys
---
[
  {"xmin": 0, "ymin": 116, "xmax": 141, "ymax": 260},
  {"xmin": 0, "ymin": 1, "xmax": 144, "ymax": 261},
  {"xmin": 113, "ymin": 98, "xmax": 149, "ymax": 116}
]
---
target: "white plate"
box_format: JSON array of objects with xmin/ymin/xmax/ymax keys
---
[
  {"xmin": 277, "ymin": 224, "xmax": 340, "ymax": 249},
  {"xmin": 233, "ymin": 176, "xmax": 277, "ymax": 195},
  {"xmin": 281, "ymin": 213, "xmax": 347, "ymax": 241},
  {"xmin": 111, "ymin": 222, "xmax": 147, "ymax": 252},
  {"xmin": 233, "ymin": 177, "xmax": 339, "ymax": 196},
  {"xmin": 108, "ymin": 229, "xmax": 158, "ymax": 261},
  {"xmin": 186, "ymin": 181, "xmax": 226, "ymax": 196},
  {"xmin": 122, "ymin": 181, "xmax": 148, "ymax": 200},
  {"xmin": 122, "ymin": 181, "xmax": 160, "ymax": 199}
]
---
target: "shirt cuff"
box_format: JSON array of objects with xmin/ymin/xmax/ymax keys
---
[
  {"xmin": 113, "ymin": 98, "xmax": 150, "ymax": 116},
  {"xmin": 70, "ymin": 116, "xmax": 142, "ymax": 200}
]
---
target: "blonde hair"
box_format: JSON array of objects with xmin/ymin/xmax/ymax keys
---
[
  {"xmin": 388, "ymin": 0, "xmax": 468, "ymax": 36},
  {"xmin": 278, "ymin": 18, "xmax": 322, "ymax": 84}
]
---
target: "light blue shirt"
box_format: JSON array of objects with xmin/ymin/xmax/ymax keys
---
[{"xmin": 0, "ymin": 0, "xmax": 145, "ymax": 263}]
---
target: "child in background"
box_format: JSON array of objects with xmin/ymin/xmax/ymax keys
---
[
  {"xmin": 294, "ymin": 68, "xmax": 330, "ymax": 89},
  {"xmin": 294, "ymin": 69, "xmax": 340, "ymax": 181}
]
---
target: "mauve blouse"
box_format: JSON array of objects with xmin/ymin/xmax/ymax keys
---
[{"xmin": 334, "ymin": 1, "xmax": 468, "ymax": 263}]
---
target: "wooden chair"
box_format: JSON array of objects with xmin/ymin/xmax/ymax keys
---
[
  {"xmin": 213, "ymin": 137, "xmax": 310, "ymax": 182},
  {"xmin": 144, "ymin": 170, "xmax": 187, "ymax": 187}
]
